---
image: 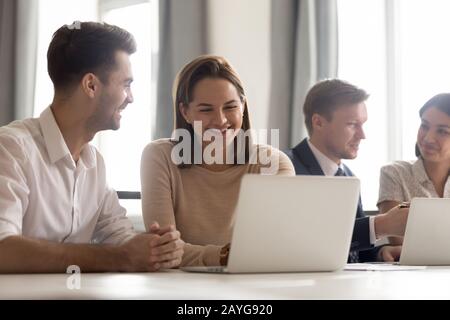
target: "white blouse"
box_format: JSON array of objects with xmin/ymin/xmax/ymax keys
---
[{"xmin": 378, "ymin": 158, "xmax": 450, "ymax": 205}]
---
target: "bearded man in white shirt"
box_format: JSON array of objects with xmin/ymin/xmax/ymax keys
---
[{"xmin": 0, "ymin": 21, "xmax": 184, "ymax": 273}]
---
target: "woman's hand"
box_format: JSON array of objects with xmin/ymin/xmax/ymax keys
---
[{"xmin": 219, "ymin": 243, "xmax": 231, "ymax": 266}]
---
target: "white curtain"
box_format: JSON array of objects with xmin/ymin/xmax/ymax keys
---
[
  {"xmin": 0, "ymin": 0, "xmax": 16, "ymax": 125},
  {"xmin": 153, "ymin": 0, "xmax": 208, "ymax": 139},
  {"xmin": 269, "ymin": 0, "xmax": 338, "ymax": 149},
  {"xmin": 0, "ymin": 0, "xmax": 37, "ymax": 125},
  {"xmin": 15, "ymin": 0, "xmax": 38, "ymax": 121}
]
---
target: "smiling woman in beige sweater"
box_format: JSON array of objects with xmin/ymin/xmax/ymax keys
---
[{"xmin": 140, "ymin": 55, "xmax": 294, "ymax": 267}]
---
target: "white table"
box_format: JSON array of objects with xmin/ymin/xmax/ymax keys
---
[{"xmin": 2, "ymin": 267, "xmax": 450, "ymax": 299}]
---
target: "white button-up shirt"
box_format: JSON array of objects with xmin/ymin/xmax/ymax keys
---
[{"xmin": 0, "ymin": 107, "xmax": 136, "ymax": 244}]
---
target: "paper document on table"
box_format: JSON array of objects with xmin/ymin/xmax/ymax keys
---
[{"xmin": 344, "ymin": 263, "xmax": 427, "ymax": 271}]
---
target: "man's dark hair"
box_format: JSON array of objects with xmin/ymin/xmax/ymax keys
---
[
  {"xmin": 303, "ymin": 79, "xmax": 369, "ymax": 135},
  {"xmin": 47, "ymin": 21, "xmax": 136, "ymax": 91}
]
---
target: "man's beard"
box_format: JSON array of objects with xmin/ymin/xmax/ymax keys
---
[{"xmin": 87, "ymin": 100, "xmax": 120, "ymax": 132}]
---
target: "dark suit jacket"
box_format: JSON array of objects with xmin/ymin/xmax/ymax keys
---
[{"xmin": 285, "ymin": 138, "xmax": 379, "ymax": 262}]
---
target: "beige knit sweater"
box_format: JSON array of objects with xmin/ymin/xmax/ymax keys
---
[{"xmin": 140, "ymin": 139, "xmax": 295, "ymax": 266}]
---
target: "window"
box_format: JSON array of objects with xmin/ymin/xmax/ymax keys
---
[
  {"xmin": 396, "ymin": 0, "xmax": 450, "ymax": 159},
  {"xmin": 338, "ymin": 0, "xmax": 450, "ymax": 210},
  {"xmin": 34, "ymin": 0, "xmax": 158, "ymax": 201},
  {"xmin": 98, "ymin": 0, "xmax": 158, "ymax": 194},
  {"xmin": 34, "ymin": 0, "xmax": 98, "ymax": 116},
  {"xmin": 337, "ymin": 0, "xmax": 387, "ymax": 209}
]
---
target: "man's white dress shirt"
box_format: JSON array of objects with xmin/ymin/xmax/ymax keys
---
[{"xmin": 0, "ymin": 107, "xmax": 136, "ymax": 244}]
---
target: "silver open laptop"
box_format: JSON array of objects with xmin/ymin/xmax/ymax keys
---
[
  {"xmin": 182, "ymin": 174, "xmax": 360, "ymax": 273},
  {"xmin": 400, "ymin": 198, "xmax": 450, "ymax": 265}
]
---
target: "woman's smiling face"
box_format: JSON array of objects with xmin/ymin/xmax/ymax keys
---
[
  {"xmin": 180, "ymin": 77, "xmax": 244, "ymax": 149},
  {"xmin": 417, "ymin": 106, "xmax": 450, "ymax": 163}
]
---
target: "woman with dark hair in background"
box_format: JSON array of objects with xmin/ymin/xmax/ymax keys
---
[{"xmin": 378, "ymin": 93, "xmax": 450, "ymax": 244}]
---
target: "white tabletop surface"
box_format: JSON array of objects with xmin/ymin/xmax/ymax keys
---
[{"xmin": 2, "ymin": 266, "xmax": 450, "ymax": 299}]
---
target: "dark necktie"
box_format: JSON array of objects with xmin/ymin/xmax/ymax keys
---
[
  {"xmin": 335, "ymin": 167, "xmax": 345, "ymax": 176},
  {"xmin": 335, "ymin": 167, "xmax": 360, "ymax": 263}
]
